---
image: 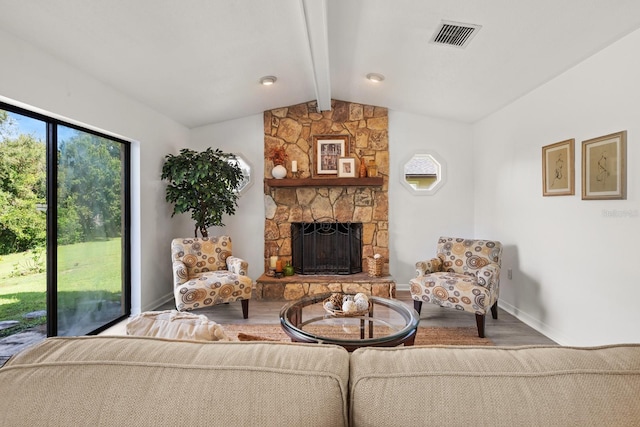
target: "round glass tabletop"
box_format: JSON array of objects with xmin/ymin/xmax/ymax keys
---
[{"xmin": 279, "ymin": 293, "xmax": 420, "ymax": 352}]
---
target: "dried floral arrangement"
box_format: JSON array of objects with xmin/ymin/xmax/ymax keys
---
[
  {"xmin": 323, "ymin": 292, "xmax": 370, "ymax": 316},
  {"xmin": 268, "ymin": 146, "xmax": 288, "ymax": 165}
]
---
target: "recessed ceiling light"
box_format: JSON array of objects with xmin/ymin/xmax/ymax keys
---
[
  {"xmin": 260, "ymin": 76, "xmax": 277, "ymax": 86},
  {"xmin": 366, "ymin": 73, "xmax": 385, "ymax": 83}
]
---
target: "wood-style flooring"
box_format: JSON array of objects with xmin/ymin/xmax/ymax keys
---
[{"xmin": 150, "ymin": 290, "xmax": 556, "ymax": 346}]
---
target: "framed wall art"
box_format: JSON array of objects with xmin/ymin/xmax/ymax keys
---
[
  {"xmin": 582, "ymin": 130, "xmax": 627, "ymax": 200},
  {"xmin": 312, "ymin": 135, "xmax": 348, "ymax": 176},
  {"xmin": 337, "ymin": 157, "xmax": 356, "ymax": 178},
  {"xmin": 542, "ymin": 139, "xmax": 574, "ymax": 196}
]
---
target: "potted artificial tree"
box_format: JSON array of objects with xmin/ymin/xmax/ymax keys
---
[{"xmin": 161, "ymin": 147, "xmax": 244, "ymax": 237}]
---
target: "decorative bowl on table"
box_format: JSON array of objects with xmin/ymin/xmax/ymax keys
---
[{"xmin": 323, "ymin": 293, "xmax": 371, "ymax": 317}]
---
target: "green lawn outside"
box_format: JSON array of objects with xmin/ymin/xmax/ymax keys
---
[{"xmin": 0, "ymin": 239, "xmax": 122, "ymax": 337}]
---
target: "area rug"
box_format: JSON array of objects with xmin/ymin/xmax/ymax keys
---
[{"xmin": 221, "ymin": 324, "xmax": 493, "ymax": 346}]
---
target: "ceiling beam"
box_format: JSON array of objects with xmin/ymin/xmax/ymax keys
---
[{"xmin": 300, "ymin": 0, "xmax": 331, "ymax": 111}]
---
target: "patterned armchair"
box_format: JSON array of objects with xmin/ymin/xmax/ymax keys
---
[
  {"xmin": 410, "ymin": 236, "xmax": 503, "ymax": 337},
  {"xmin": 171, "ymin": 236, "xmax": 253, "ymax": 318}
]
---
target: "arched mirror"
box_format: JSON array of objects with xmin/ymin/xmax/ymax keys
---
[
  {"xmin": 401, "ymin": 152, "xmax": 446, "ymax": 195},
  {"xmin": 229, "ymin": 153, "xmax": 253, "ymax": 195}
]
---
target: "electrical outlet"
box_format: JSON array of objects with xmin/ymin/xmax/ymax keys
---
[{"xmin": 507, "ymin": 269, "xmax": 513, "ymax": 280}]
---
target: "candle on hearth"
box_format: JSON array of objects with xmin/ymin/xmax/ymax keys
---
[
  {"xmin": 269, "ymin": 256, "xmax": 278, "ymax": 269},
  {"xmin": 275, "ymin": 260, "xmax": 283, "ymax": 273},
  {"xmin": 291, "ymin": 160, "xmax": 298, "ymax": 173}
]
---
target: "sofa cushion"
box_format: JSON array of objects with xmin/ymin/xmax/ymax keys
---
[
  {"xmin": 0, "ymin": 336, "xmax": 350, "ymax": 427},
  {"xmin": 349, "ymin": 344, "xmax": 640, "ymax": 426}
]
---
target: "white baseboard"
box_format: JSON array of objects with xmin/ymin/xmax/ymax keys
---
[
  {"xmin": 138, "ymin": 292, "xmax": 174, "ymax": 315},
  {"xmin": 498, "ymin": 299, "xmax": 570, "ymax": 346},
  {"xmin": 395, "ymin": 282, "xmax": 410, "ymax": 291}
]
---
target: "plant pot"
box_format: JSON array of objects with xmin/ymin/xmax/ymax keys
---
[{"xmin": 272, "ymin": 164, "xmax": 287, "ymax": 179}]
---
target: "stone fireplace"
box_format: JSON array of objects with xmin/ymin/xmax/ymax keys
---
[{"xmin": 255, "ymin": 99, "xmax": 395, "ymax": 300}]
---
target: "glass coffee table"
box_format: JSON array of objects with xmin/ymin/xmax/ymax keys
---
[{"xmin": 279, "ymin": 293, "xmax": 420, "ymax": 352}]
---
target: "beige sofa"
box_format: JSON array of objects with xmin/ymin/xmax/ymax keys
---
[{"xmin": 1, "ymin": 336, "xmax": 639, "ymax": 426}]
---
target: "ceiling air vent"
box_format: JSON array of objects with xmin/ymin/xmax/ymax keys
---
[{"xmin": 431, "ymin": 20, "xmax": 481, "ymax": 48}]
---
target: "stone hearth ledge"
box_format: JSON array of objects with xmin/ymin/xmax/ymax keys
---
[{"xmin": 254, "ymin": 272, "xmax": 396, "ymax": 301}]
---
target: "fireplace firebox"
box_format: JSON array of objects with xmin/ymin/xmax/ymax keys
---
[{"xmin": 291, "ymin": 222, "xmax": 362, "ymax": 275}]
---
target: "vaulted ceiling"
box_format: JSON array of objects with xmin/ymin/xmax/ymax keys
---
[{"xmin": 2, "ymin": 0, "xmax": 640, "ymax": 128}]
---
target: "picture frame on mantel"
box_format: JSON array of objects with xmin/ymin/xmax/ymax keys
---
[
  {"xmin": 582, "ymin": 130, "xmax": 627, "ymax": 200},
  {"xmin": 313, "ymin": 134, "xmax": 348, "ymax": 176},
  {"xmin": 542, "ymin": 139, "xmax": 574, "ymax": 196},
  {"xmin": 338, "ymin": 157, "xmax": 356, "ymax": 178}
]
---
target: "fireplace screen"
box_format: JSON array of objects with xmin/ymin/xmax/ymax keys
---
[{"xmin": 291, "ymin": 222, "xmax": 362, "ymax": 275}]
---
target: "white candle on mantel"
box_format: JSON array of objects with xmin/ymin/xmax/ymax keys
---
[
  {"xmin": 291, "ymin": 160, "xmax": 298, "ymax": 173},
  {"xmin": 269, "ymin": 256, "xmax": 278, "ymax": 269}
]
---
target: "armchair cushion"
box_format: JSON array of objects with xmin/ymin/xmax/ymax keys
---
[
  {"xmin": 410, "ymin": 272, "xmax": 494, "ymax": 314},
  {"xmin": 437, "ymin": 236, "xmax": 501, "ymax": 275},
  {"xmin": 172, "ymin": 236, "xmax": 232, "ymax": 277}
]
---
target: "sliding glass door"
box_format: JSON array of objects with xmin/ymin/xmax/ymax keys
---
[
  {"xmin": 0, "ymin": 102, "xmax": 130, "ymax": 340},
  {"xmin": 55, "ymin": 125, "xmax": 129, "ymax": 335},
  {"xmin": 0, "ymin": 109, "xmax": 47, "ymax": 340}
]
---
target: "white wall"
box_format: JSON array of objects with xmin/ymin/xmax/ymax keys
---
[
  {"xmin": 473, "ymin": 29, "xmax": 640, "ymax": 346},
  {"xmin": 0, "ymin": 29, "xmax": 189, "ymax": 314},
  {"xmin": 389, "ymin": 111, "xmax": 475, "ymax": 286},
  {"xmin": 189, "ymin": 115, "xmax": 265, "ymax": 278}
]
